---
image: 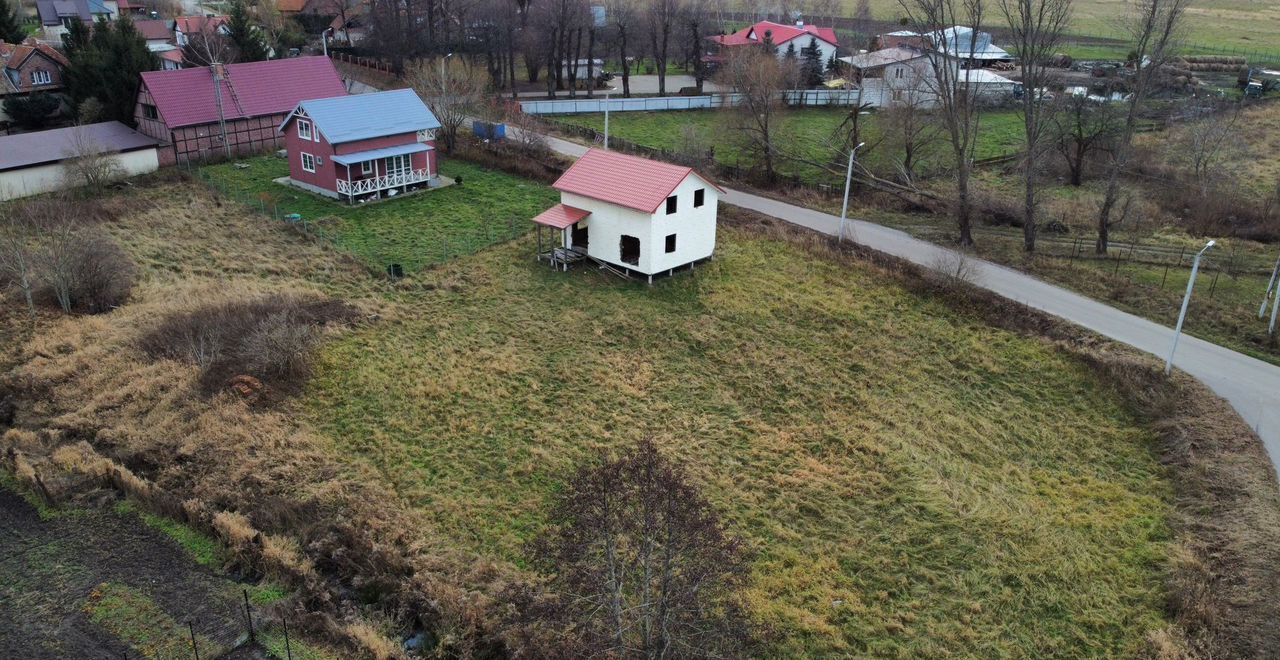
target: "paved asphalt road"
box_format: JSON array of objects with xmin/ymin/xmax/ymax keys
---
[{"xmin": 541, "ymin": 134, "xmax": 1280, "ymax": 477}]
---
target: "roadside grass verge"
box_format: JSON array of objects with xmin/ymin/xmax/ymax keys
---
[
  {"xmin": 302, "ymin": 215, "xmax": 1172, "ymax": 656},
  {"xmin": 199, "ymin": 156, "xmax": 559, "ymax": 274},
  {"xmin": 548, "ymin": 107, "xmax": 1025, "ymax": 184}
]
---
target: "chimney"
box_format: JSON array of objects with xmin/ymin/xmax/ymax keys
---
[{"xmin": 796, "ymin": 19, "xmax": 804, "ymax": 27}]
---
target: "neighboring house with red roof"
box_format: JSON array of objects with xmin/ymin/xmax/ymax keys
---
[
  {"xmin": 173, "ymin": 15, "xmax": 230, "ymax": 47},
  {"xmin": 133, "ymin": 19, "xmax": 184, "ymax": 70},
  {"xmin": 133, "ymin": 56, "xmax": 349, "ymax": 164},
  {"xmin": 277, "ymin": 89, "xmax": 442, "ymax": 203},
  {"xmin": 707, "ymin": 20, "xmax": 839, "ymax": 65},
  {"xmin": 0, "ymin": 38, "xmax": 69, "ymax": 125},
  {"xmin": 532, "ymin": 148, "xmax": 723, "ymax": 280}
]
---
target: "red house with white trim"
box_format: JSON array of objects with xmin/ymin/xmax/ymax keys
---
[
  {"xmin": 278, "ymin": 89, "xmax": 442, "ymax": 203},
  {"xmin": 707, "ymin": 20, "xmax": 839, "ymax": 65}
]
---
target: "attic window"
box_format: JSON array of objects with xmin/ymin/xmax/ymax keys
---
[
  {"xmin": 142, "ymin": 104, "xmax": 158, "ymax": 120},
  {"xmin": 665, "ymin": 195, "xmax": 678, "ymax": 215},
  {"xmin": 694, "ymin": 188, "xmax": 705, "ymax": 207},
  {"xmin": 31, "ymin": 70, "xmax": 51, "ymax": 86},
  {"xmin": 297, "ymin": 119, "xmax": 313, "ymax": 141}
]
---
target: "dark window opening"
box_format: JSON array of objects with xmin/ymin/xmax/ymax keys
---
[
  {"xmin": 142, "ymin": 104, "xmax": 158, "ymax": 120},
  {"xmin": 665, "ymin": 195, "xmax": 678, "ymax": 214},
  {"xmin": 620, "ymin": 234, "xmax": 640, "ymax": 266},
  {"xmin": 665, "ymin": 233, "xmax": 677, "ymax": 253},
  {"xmin": 694, "ymin": 188, "xmax": 705, "ymax": 207},
  {"xmin": 572, "ymin": 222, "xmax": 589, "ymax": 251}
]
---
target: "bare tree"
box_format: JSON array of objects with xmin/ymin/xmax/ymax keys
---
[
  {"xmin": 62, "ymin": 126, "xmax": 124, "ymax": 194},
  {"xmin": 0, "ymin": 208, "xmax": 38, "ymax": 321},
  {"xmin": 406, "ymin": 57, "xmax": 489, "ymax": 153},
  {"xmin": 644, "ymin": 0, "xmax": 681, "ymax": 95},
  {"xmin": 1173, "ymin": 100, "xmax": 1244, "ymax": 186},
  {"xmin": 880, "ymin": 62, "xmax": 943, "ymax": 184},
  {"xmin": 1094, "ymin": 0, "xmax": 1187, "ymax": 254},
  {"xmin": 1051, "ymin": 91, "xmax": 1121, "ymax": 186},
  {"xmin": 999, "ymin": 0, "xmax": 1071, "ymax": 252},
  {"xmin": 181, "ymin": 28, "xmax": 237, "ymax": 67},
  {"xmin": 899, "ymin": 0, "xmax": 987, "ymax": 246},
  {"xmin": 530, "ymin": 439, "xmax": 750, "ymax": 658},
  {"xmin": 609, "ymin": 0, "xmax": 639, "ymax": 97},
  {"xmin": 716, "ymin": 49, "xmax": 794, "ymax": 182}
]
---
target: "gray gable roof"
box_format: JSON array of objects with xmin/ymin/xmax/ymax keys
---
[
  {"xmin": 0, "ymin": 122, "xmax": 158, "ymax": 172},
  {"xmin": 283, "ymin": 89, "xmax": 442, "ymax": 145}
]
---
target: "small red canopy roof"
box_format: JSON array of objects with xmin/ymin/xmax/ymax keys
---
[
  {"xmin": 553, "ymin": 148, "xmax": 723, "ymax": 214},
  {"xmin": 532, "ymin": 203, "xmax": 591, "ymax": 229}
]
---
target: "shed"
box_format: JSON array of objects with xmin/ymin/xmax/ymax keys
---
[{"xmin": 0, "ymin": 121, "xmax": 159, "ymax": 201}]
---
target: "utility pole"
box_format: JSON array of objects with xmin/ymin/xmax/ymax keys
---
[
  {"xmin": 1165, "ymin": 240, "xmax": 1215, "ymax": 375},
  {"xmin": 838, "ymin": 142, "xmax": 865, "ymax": 242},
  {"xmin": 603, "ymin": 92, "xmax": 610, "ymax": 149}
]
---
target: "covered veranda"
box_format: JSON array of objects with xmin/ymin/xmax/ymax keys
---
[{"xmin": 532, "ymin": 203, "xmax": 591, "ymax": 270}]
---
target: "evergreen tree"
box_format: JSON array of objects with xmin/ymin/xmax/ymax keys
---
[
  {"xmin": 63, "ymin": 18, "xmax": 91, "ymax": 51},
  {"xmin": 783, "ymin": 42, "xmax": 797, "ymax": 60},
  {"xmin": 800, "ymin": 37, "xmax": 824, "ymax": 87},
  {"xmin": 227, "ymin": 0, "xmax": 269, "ymax": 62},
  {"xmin": 761, "ymin": 30, "xmax": 777, "ymax": 55},
  {"xmin": 63, "ymin": 16, "xmax": 156, "ymax": 126},
  {"xmin": 0, "ymin": 0, "xmax": 24, "ymax": 44},
  {"xmin": 2, "ymin": 92, "xmax": 60, "ymax": 129}
]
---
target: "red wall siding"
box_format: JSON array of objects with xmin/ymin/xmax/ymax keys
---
[{"xmin": 281, "ymin": 120, "xmax": 439, "ymax": 195}]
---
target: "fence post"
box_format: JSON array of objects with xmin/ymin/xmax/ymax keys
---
[
  {"xmin": 281, "ymin": 614, "xmax": 293, "ymax": 660},
  {"xmin": 242, "ymin": 589, "xmax": 255, "ymax": 644},
  {"xmin": 188, "ymin": 621, "xmax": 200, "ymax": 660}
]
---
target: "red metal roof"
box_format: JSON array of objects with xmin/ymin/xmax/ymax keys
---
[
  {"xmin": 709, "ymin": 21, "xmax": 838, "ymax": 48},
  {"xmin": 532, "ymin": 203, "xmax": 591, "ymax": 229},
  {"xmin": 133, "ymin": 18, "xmax": 175, "ymax": 42},
  {"xmin": 553, "ymin": 148, "xmax": 722, "ymax": 214},
  {"xmin": 174, "ymin": 15, "xmax": 228, "ymax": 34},
  {"xmin": 139, "ymin": 56, "xmax": 347, "ymax": 128}
]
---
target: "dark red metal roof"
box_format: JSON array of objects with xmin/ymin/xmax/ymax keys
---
[
  {"xmin": 553, "ymin": 148, "xmax": 722, "ymax": 214},
  {"xmin": 140, "ymin": 56, "xmax": 347, "ymax": 128},
  {"xmin": 532, "ymin": 203, "xmax": 591, "ymax": 229}
]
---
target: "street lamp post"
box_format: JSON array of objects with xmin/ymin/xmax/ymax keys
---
[
  {"xmin": 322, "ymin": 27, "xmax": 332, "ymax": 57},
  {"xmin": 1165, "ymin": 240, "xmax": 1215, "ymax": 375},
  {"xmin": 838, "ymin": 142, "xmax": 865, "ymax": 242},
  {"xmin": 604, "ymin": 92, "xmax": 610, "ymax": 149}
]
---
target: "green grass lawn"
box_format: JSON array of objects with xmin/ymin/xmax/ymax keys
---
[
  {"xmin": 200, "ymin": 157, "xmax": 559, "ymax": 273},
  {"xmin": 551, "ymin": 108, "xmax": 1026, "ymax": 185},
  {"xmin": 302, "ymin": 222, "xmax": 1172, "ymax": 657}
]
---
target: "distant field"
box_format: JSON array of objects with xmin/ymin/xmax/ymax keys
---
[
  {"xmin": 552, "ymin": 108, "xmax": 1025, "ymax": 184},
  {"xmin": 833, "ymin": 0, "xmax": 1280, "ymax": 56}
]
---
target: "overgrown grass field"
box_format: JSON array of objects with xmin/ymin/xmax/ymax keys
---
[
  {"xmin": 200, "ymin": 157, "xmax": 559, "ymax": 273},
  {"xmin": 302, "ymin": 218, "xmax": 1173, "ymax": 656},
  {"xmin": 552, "ymin": 108, "xmax": 1026, "ymax": 184}
]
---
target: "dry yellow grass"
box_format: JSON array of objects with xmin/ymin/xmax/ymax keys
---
[{"xmin": 2, "ymin": 173, "xmax": 1276, "ymax": 657}]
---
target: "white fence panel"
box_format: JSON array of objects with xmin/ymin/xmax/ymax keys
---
[{"xmin": 520, "ymin": 89, "xmax": 879, "ymax": 115}]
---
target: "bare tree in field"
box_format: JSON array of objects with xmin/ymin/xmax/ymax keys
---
[
  {"xmin": 0, "ymin": 208, "xmax": 38, "ymax": 321},
  {"xmin": 1173, "ymin": 100, "xmax": 1244, "ymax": 187},
  {"xmin": 1051, "ymin": 92, "xmax": 1121, "ymax": 186},
  {"xmin": 716, "ymin": 49, "xmax": 794, "ymax": 182},
  {"xmin": 63, "ymin": 126, "xmax": 124, "ymax": 194},
  {"xmin": 1094, "ymin": 0, "xmax": 1187, "ymax": 254},
  {"xmin": 406, "ymin": 57, "xmax": 489, "ymax": 153},
  {"xmin": 880, "ymin": 61, "xmax": 943, "ymax": 184},
  {"xmin": 899, "ymin": 0, "xmax": 987, "ymax": 246},
  {"xmin": 999, "ymin": 0, "xmax": 1071, "ymax": 252},
  {"xmin": 531, "ymin": 439, "xmax": 750, "ymax": 658}
]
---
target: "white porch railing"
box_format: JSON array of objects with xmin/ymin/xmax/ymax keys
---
[{"xmin": 336, "ymin": 168, "xmax": 432, "ymax": 196}]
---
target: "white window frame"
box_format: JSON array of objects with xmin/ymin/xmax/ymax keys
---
[
  {"xmin": 385, "ymin": 154, "xmax": 411, "ymax": 177},
  {"xmin": 361, "ymin": 160, "xmax": 374, "ymax": 175},
  {"xmin": 32, "ymin": 70, "xmax": 52, "ymax": 86},
  {"xmin": 297, "ymin": 119, "xmax": 313, "ymax": 141},
  {"xmin": 301, "ymin": 152, "xmax": 316, "ymax": 173}
]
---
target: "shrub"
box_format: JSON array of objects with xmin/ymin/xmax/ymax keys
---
[
  {"xmin": 136, "ymin": 294, "xmax": 358, "ymax": 396},
  {"xmin": 65, "ymin": 232, "xmax": 136, "ymax": 313}
]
